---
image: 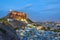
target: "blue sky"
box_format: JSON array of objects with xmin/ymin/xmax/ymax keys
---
[{"xmin": 0, "ymin": 0, "xmax": 60, "ymax": 22}]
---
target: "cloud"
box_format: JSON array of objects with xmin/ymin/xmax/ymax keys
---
[
  {"xmin": 20, "ymin": 4, "xmax": 32, "ymax": 10},
  {"xmin": 25, "ymin": 4, "xmax": 32, "ymax": 7},
  {"xmin": 39, "ymin": 0, "xmax": 60, "ymax": 12}
]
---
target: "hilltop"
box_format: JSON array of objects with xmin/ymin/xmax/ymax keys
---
[{"xmin": 0, "ymin": 10, "xmax": 34, "ymax": 29}]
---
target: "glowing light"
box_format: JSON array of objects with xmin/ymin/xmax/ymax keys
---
[
  {"xmin": 21, "ymin": 19, "xmax": 28, "ymax": 23},
  {"xmin": 37, "ymin": 26, "xmax": 43, "ymax": 30}
]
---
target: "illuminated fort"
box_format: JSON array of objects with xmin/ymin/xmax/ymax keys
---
[{"xmin": 8, "ymin": 10, "xmax": 28, "ymax": 23}]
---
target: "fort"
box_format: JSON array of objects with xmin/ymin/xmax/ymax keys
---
[{"xmin": 8, "ymin": 11, "xmax": 27, "ymax": 20}]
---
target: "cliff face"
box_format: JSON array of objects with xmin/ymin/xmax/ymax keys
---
[{"xmin": 0, "ymin": 23, "xmax": 20, "ymax": 40}]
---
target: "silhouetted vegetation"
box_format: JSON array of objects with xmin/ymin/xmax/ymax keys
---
[{"xmin": 0, "ymin": 18, "xmax": 9, "ymax": 25}]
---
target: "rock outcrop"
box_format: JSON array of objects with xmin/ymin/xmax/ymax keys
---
[{"xmin": 0, "ymin": 23, "xmax": 20, "ymax": 40}]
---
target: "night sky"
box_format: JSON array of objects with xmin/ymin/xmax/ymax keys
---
[{"xmin": 0, "ymin": 0, "xmax": 60, "ymax": 22}]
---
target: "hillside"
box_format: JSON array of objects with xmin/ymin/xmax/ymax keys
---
[{"xmin": 0, "ymin": 10, "xmax": 34, "ymax": 40}]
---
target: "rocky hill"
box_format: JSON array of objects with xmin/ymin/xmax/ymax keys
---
[
  {"xmin": 0, "ymin": 23, "xmax": 20, "ymax": 40},
  {"xmin": 0, "ymin": 10, "xmax": 34, "ymax": 40}
]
